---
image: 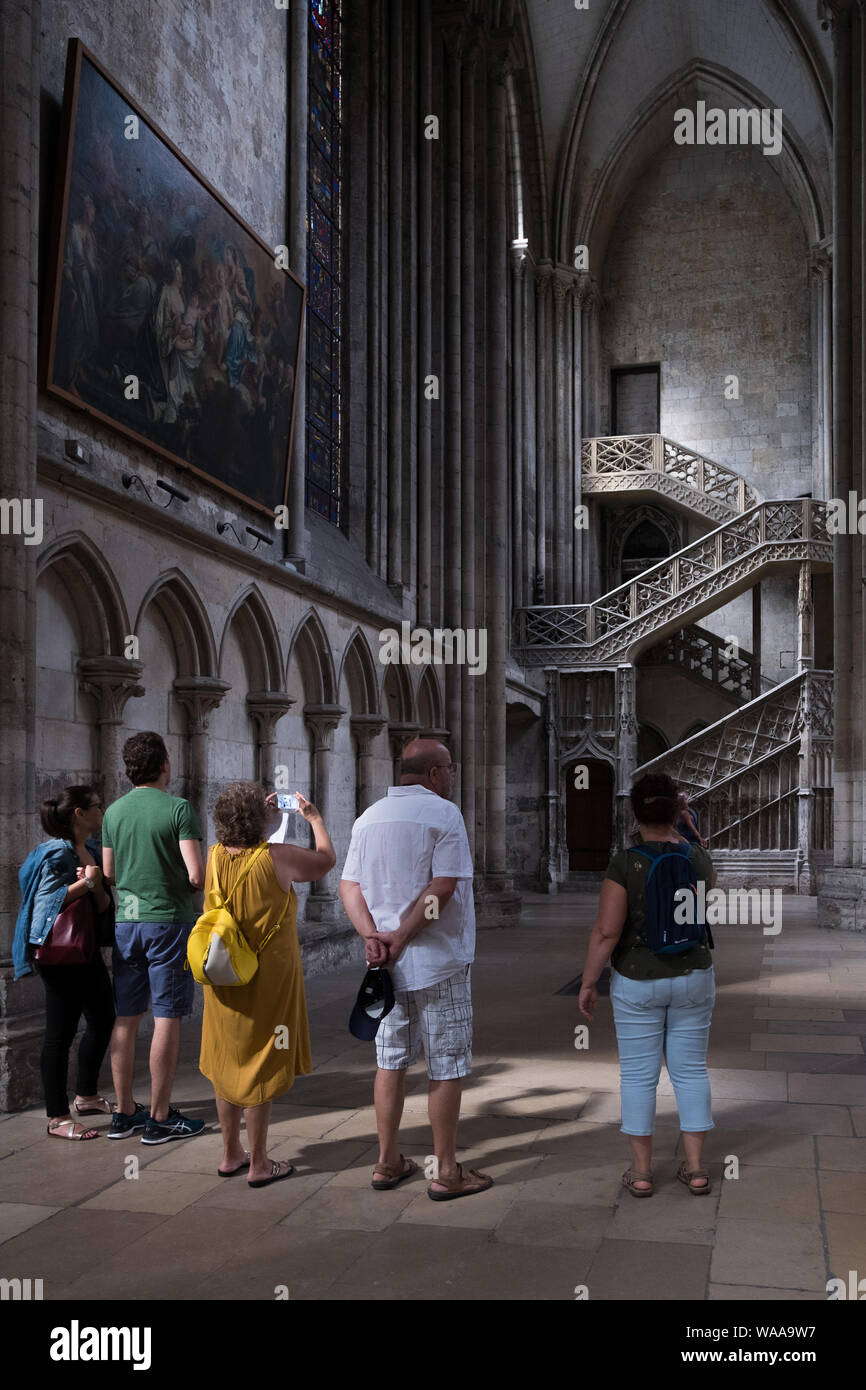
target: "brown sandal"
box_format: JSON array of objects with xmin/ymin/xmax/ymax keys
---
[
  {"xmin": 677, "ymin": 1162, "xmax": 712, "ymax": 1195},
  {"xmin": 427, "ymin": 1163, "xmax": 494, "ymax": 1201},
  {"xmin": 47, "ymin": 1119, "xmax": 99, "ymax": 1141},
  {"xmin": 371, "ymin": 1155, "xmax": 419, "ymax": 1190},
  {"xmin": 622, "ymin": 1168, "xmax": 654, "ymax": 1198}
]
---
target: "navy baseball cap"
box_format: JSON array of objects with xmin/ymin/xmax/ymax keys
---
[{"xmin": 349, "ymin": 967, "xmax": 395, "ymax": 1041}]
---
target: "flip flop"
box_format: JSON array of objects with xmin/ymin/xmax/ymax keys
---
[
  {"xmin": 218, "ymin": 1151, "xmax": 251, "ymax": 1177},
  {"xmin": 371, "ymin": 1155, "xmax": 419, "ymax": 1190},
  {"xmin": 248, "ymin": 1159, "xmax": 295, "ymax": 1189}
]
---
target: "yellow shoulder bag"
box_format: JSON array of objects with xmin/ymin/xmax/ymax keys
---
[{"xmin": 187, "ymin": 842, "xmax": 283, "ymax": 987}]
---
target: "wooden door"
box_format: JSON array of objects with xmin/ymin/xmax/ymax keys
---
[{"xmin": 566, "ymin": 759, "xmax": 614, "ymax": 870}]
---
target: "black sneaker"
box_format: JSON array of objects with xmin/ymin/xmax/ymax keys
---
[
  {"xmin": 140, "ymin": 1107, "xmax": 206, "ymax": 1145},
  {"xmin": 107, "ymin": 1103, "xmax": 148, "ymax": 1140}
]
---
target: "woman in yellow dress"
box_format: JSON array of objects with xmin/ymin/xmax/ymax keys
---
[{"xmin": 199, "ymin": 782, "xmax": 335, "ymax": 1188}]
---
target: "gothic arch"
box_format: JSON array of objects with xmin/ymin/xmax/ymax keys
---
[
  {"xmin": 338, "ymin": 629, "xmax": 381, "ymax": 715},
  {"xmin": 608, "ymin": 504, "xmax": 681, "ymax": 587},
  {"xmin": 134, "ymin": 570, "xmax": 217, "ymax": 676},
  {"xmin": 37, "ymin": 533, "xmax": 129, "ymax": 656},
  {"xmin": 554, "ymin": 0, "xmax": 831, "ymax": 262},
  {"xmin": 220, "ymin": 586, "xmax": 284, "ymax": 692},
  {"xmin": 416, "ymin": 665, "xmax": 445, "ymax": 733},
  {"xmin": 571, "ymin": 60, "xmax": 827, "ymax": 272},
  {"xmin": 286, "ymin": 608, "xmax": 337, "ymax": 705},
  {"xmin": 383, "ymin": 662, "xmax": 415, "ymax": 725}
]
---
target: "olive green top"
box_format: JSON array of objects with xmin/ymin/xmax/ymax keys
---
[{"xmin": 604, "ymin": 839, "xmax": 714, "ymax": 981}]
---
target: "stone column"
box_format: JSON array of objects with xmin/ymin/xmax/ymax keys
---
[
  {"xmin": 172, "ymin": 677, "xmax": 231, "ymax": 838},
  {"xmin": 388, "ymin": 722, "xmax": 421, "ymax": 787},
  {"xmin": 417, "ymin": 0, "xmax": 433, "ymax": 626},
  {"xmin": 510, "ymin": 248, "xmax": 526, "ymax": 614},
  {"xmin": 553, "ymin": 268, "xmax": 573, "ymax": 605},
  {"xmin": 351, "ymin": 714, "xmax": 387, "ymax": 814},
  {"xmin": 481, "ymin": 36, "xmax": 519, "ymax": 922},
  {"xmin": 303, "ymin": 703, "xmax": 345, "ymax": 921},
  {"xmin": 386, "ymin": 0, "xmax": 404, "ymax": 594},
  {"xmin": 796, "ymin": 563, "xmax": 814, "ymax": 673},
  {"xmin": 797, "ymin": 673, "xmax": 816, "ymax": 895},
  {"xmin": 246, "ymin": 691, "xmax": 294, "ymax": 790},
  {"xmin": 540, "ymin": 667, "xmax": 560, "ymax": 891},
  {"xmin": 534, "ymin": 268, "xmax": 550, "ymax": 601},
  {"xmin": 615, "ymin": 664, "xmax": 639, "ymax": 845},
  {"xmin": 0, "ymin": 0, "xmax": 41, "ymax": 1110},
  {"xmin": 77, "ymin": 657, "xmax": 145, "ymax": 805},
  {"xmin": 809, "ymin": 242, "xmax": 833, "ymax": 502},
  {"xmin": 441, "ymin": 15, "xmax": 464, "ymax": 810},
  {"xmin": 460, "ymin": 31, "xmax": 480, "ymax": 861},
  {"xmin": 287, "ymin": 0, "xmax": 307, "ymax": 569},
  {"xmin": 752, "ymin": 585, "xmax": 763, "ymax": 698}
]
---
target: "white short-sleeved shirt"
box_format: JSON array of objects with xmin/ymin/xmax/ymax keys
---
[{"xmin": 340, "ymin": 785, "xmax": 475, "ymax": 992}]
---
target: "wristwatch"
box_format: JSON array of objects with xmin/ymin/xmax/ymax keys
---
[{"xmin": 84, "ymin": 877, "xmax": 97, "ymax": 893}]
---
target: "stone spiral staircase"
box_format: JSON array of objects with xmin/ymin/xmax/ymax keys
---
[{"xmin": 517, "ymin": 435, "xmax": 834, "ymax": 890}]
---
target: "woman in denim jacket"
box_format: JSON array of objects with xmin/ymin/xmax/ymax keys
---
[{"xmin": 14, "ymin": 787, "xmax": 116, "ymax": 1139}]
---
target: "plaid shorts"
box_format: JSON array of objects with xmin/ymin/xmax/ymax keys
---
[{"xmin": 375, "ymin": 965, "xmax": 472, "ymax": 1080}]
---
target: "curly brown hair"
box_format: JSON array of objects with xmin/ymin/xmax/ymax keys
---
[
  {"xmin": 214, "ymin": 782, "xmax": 268, "ymax": 847},
  {"xmin": 123, "ymin": 731, "xmax": 168, "ymax": 786}
]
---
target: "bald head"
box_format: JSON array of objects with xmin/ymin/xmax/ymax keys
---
[{"xmin": 399, "ymin": 739, "xmax": 455, "ymax": 799}]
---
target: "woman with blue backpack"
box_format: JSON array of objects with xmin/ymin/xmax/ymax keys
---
[{"xmin": 578, "ymin": 772, "xmax": 716, "ymax": 1198}]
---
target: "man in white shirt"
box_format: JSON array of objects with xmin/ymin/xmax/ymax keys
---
[{"xmin": 339, "ymin": 739, "xmax": 493, "ymax": 1201}]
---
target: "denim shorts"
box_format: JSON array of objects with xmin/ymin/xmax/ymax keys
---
[{"xmin": 112, "ymin": 921, "xmax": 195, "ymax": 1019}]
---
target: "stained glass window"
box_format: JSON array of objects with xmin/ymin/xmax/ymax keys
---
[{"xmin": 306, "ymin": 0, "xmax": 342, "ymax": 525}]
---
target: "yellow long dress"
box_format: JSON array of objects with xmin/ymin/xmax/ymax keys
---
[{"xmin": 199, "ymin": 842, "xmax": 312, "ymax": 1107}]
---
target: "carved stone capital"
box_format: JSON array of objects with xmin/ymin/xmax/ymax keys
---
[
  {"xmin": 77, "ymin": 656, "xmax": 145, "ymax": 724},
  {"xmin": 351, "ymin": 714, "xmax": 387, "ymax": 756},
  {"xmin": 173, "ymin": 676, "xmax": 231, "ymax": 734},
  {"xmin": 808, "ymin": 242, "xmax": 832, "ymax": 281},
  {"xmin": 246, "ymin": 690, "xmax": 295, "ymax": 742},
  {"xmin": 304, "ymin": 703, "xmax": 345, "ymax": 752},
  {"xmin": 388, "ymin": 722, "xmax": 422, "ymax": 762},
  {"xmin": 820, "ymin": 0, "xmax": 858, "ymax": 33},
  {"xmin": 487, "ymin": 30, "xmax": 520, "ymax": 84}
]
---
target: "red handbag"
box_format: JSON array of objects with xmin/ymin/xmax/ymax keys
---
[{"xmin": 34, "ymin": 894, "xmax": 95, "ymax": 966}]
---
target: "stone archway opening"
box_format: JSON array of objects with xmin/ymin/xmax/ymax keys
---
[{"xmin": 565, "ymin": 758, "xmax": 615, "ymax": 870}]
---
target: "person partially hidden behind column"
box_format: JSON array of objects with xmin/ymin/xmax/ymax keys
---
[
  {"xmin": 199, "ymin": 784, "xmax": 334, "ymax": 1186},
  {"xmin": 13, "ymin": 787, "xmax": 116, "ymax": 1139},
  {"xmin": 101, "ymin": 731, "xmax": 206, "ymax": 1144},
  {"xmin": 339, "ymin": 738, "xmax": 493, "ymax": 1200},
  {"xmin": 578, "ymin": 772, "xmax": 717, "ymax": 1197}
]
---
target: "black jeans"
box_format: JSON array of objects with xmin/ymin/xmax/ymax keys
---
[{"xmin": 37, "ymin": 952, "xmax": 116, "ymax": 1117}]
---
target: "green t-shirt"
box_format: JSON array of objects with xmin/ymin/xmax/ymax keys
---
[
  {"xmin": 101, "ymin": 788, "xmax": 202, "ymax": 923},
  {"xmin": 604, "ymin": 840, "xmax": 714, "ymax": 981}
]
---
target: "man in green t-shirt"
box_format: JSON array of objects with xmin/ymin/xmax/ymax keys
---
[{"xmin": 101, "ymin": 731, "xmax": 206, "ymax": 1145}]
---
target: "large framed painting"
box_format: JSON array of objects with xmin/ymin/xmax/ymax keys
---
[{"xmin": 43, "ymin": 39, "xmax": 305, "ymax": 517}]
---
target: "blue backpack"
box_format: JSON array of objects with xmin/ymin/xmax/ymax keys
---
[{"xmin": 628, "ymin": 841, "xmax": 714, "ymax": 955}]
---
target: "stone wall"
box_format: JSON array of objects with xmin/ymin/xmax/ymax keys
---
[{"xmin": 601, "ymin": 140, "xmax": 814, "ymax": 503}]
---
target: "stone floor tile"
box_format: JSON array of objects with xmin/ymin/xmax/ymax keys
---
[
  {"xmin": 194, "ymin": 1165, "xmax": 336, "ymax": 1215},
  {"xmin": 708, "ymin": 1284, "xmax": 825, "ymax": 1301},
  {"xmin": 0, "ymin": 1209, "xmax": 167, "ymax": 1296},
  {"xmin": 717, "ymin": 1164, "xmax": 820, "ymax": 1225},
  {"xmin": 764, "ymin": 1052, "xmax": 866, "ymax": 1074},
  {"xmin": 711, "ymin": 1217, "xmax": 826, "ymax": 1290},
  {"xmin": 765, "ymin": 1019, "xmax": 864, "ymax": 1035},
  {"xmin": 0, "ymin": 1202, "xmax": 59, "ymax": 1244},
  {"xmin": 754, "ymin": 1007, "xmax": 845, "ymax": 1022},
  {"xmin": 824, "ymin": 1212, "xmax": 866, "ymax": 1280},
  {"xmin": 605, "ymin": 1183, "xmax": 718, "ymax": 1246},
  {"xmin": 788, "ymin": 1074, "xmax": 866, "ymax": 1105},
  {"xmin": 585, "ymin": 1238, "xmax": 711, "ymax": 1300},
  {"xmin": 279, "ymin": 1184, "xmax": 417, "ymax": 1231},
  {"xmin": 196, "ymin": 1226, "xmax": 371, "ymax": 1301},
  {"xmin": 516, "ymin": 1157, "xmax": 625, "ymax": 1207},
  {"xmin": 695, "ymin": 1129, "xmax": 816, "ymax": 1168},
  {"xmin": 80, "ymin": 1169, "xmax": 222, "ymax": 1214},
  {"xmin": 527, "ymin": 1119, "xmax": 681, "ymax": 1161},
  {"xmin": 750, "ymin": 1034, "xmax": 863, "ymax": 1054},
  {"xmin": 60, "ymin": 1207, "xmax": 280, "ymax": 1301},
  {"xmin": 817, "ymin": 1136, "xmax": 866, "ymax": 1171},
  {"xmin": 494, "ymin": 1201, "xmax": 610, "ymax": 1251},
  {"xmin": 818, "ymin": 1170, "xmax": 866, "ymax": 1215},
  {"xmin": 852, "ymin": 1108, "xmax": 866, "ymax": 1137}
]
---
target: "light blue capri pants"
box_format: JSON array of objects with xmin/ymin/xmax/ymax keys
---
[{"xmin": 610, "ymin": 966, "xmax": 715, "ymax": 1136}]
